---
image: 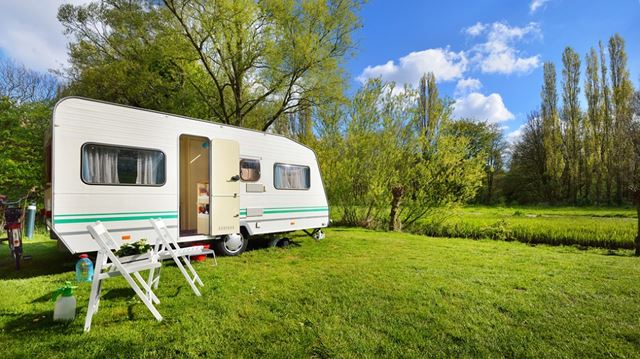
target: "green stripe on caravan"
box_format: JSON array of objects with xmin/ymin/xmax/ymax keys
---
[
  {"xmin": 54, "ymin": 210, "xmax": 179, "ymax": 217},
  {"xmin": 53, "ymin": 206, "xmax": 328, "ymax": 224},
  {"xmin": 55, "ymin": 214, "xmax": 178, "ymax": 224}
]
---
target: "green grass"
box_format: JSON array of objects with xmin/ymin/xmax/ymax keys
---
[
  {"xmin": 1, "ymin": 228, "xmax": 640, "ymax": 358},
  {"xmin": 415, "ymin": 205, "xmax": 637, "ymax": 249}
]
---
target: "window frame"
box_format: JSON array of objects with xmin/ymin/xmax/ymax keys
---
[
  {"xmin": 273, "ymin": 163, "xmax": 311, "ymax": 191},
  {"xmin": 80, "ymin": 142, "xmax": 167, "ymax": 187},
  {"xmin": 239, "ymin": 158, "xmax": 261, "ymax": 182}
]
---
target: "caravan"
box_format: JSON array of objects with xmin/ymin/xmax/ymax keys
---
[{"xmin": 44, "ymin": 97, "xmax": 328, "ymax": 256}]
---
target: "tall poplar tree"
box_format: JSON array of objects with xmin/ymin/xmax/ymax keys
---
[
  {"xmin": 608, "ymin": 34, "xmax": 635, "ymax": 204},
  {"xmin": 541, "ymin": 62, "xmax": 564, "ymax": 202},
  {"xmin": 561, "ymin": 47, "xmax": 582, "ymax": 204},
  {"xmin": 584, "ymin": 47, "xmax": 603, "ymax": 203},
  {"xmin": 599, "ymin": 41, "xmax": 614, "ymax": 203},
  {"xmin": 418, "ymin": 72, "xmax": 441, "ymax": 145}
]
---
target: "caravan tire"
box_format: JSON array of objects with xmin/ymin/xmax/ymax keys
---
[{"xmin": 215, "ymin": 233, "xmax": 248, "ymax": 256}]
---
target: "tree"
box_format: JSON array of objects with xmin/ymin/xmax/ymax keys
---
[
  {"xmin": 0, "ymin": 58, "xmax": 56, "ymax": 201},
  {"xmin": 0, "ymin": 58, "xmax": 58, "ymax": 103},
  {"xmin": 541, "ymin": 62, "xmax": 563, "ymax": 202},
  {"xmin": 584, "ymin": 47, "xmax": 603, "ymax": 203},
  {"xmin": 561, "ymin": 47, "xmax": 582, "ymax": 204},
  {"xmin": 599, "ymin": 41, "xmax": 614, "ymax": 203},
  {"xmin": 634, "ymin": 89, "xmax": 640, "ymax": 120},
  {"xmin": 418, "ymin": 72, "xmax": 441, "ymax": 143},
  {"xmin": 317, "ymin": 78, "xmax": 485, "ymax": 231},
  {"xmin": 629, "ymin": 103, "xmax": 640, "ymax": 256},
  {"xmin": 608, "ymin": 33, "xmax": 635, "ymax": 204},
  {"xmin": 59, "ymin": 0, "xmax": 362, "ymax": 131},
  {"xmin": 0, "ymin": 98, "xmax": 52, "ymax": 199},
  {"xmin": 445, "ymin": 120, "xmax": 505, "ymax": 204},
  {"xmin": 628, "ymin": 86, "xmax": 640, "ymax": 256},
  {"xmin": 504, "ymin": 112, "xmax": 546, "ymax": 203},
  {"xmin": 58, "ymin": 0, "xmax": 208, "ymax": 118},
  {"xmin": 162, "ymin": 0, "xmax": 361, "ymax": 130}
]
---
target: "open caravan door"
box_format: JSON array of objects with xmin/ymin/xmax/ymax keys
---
[{"xmin": 210, "ymin": 139, "xmax": 240, "ymax": 236}]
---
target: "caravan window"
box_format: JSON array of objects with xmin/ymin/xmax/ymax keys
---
[
  {"xmin": 240, "ymin": 159, "xmax": 260, "ymax": 181},
  {"xmin": 81, "ymin": 143, "xmax": 166, "ymax": 186},
  {"xmin": 274, "ymin": 163, "xmax": 310, "ymax": 190}
]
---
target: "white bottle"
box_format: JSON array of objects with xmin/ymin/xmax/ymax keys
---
[{"xmin": 53, "ymin": 282, "xmax": 77, "ymax": 322}]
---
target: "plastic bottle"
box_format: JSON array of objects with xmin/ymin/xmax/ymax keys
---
[
  {"xmin": 53, "ymin": 281, "xmax": 77, "ymax": 322},
  {"xmin": 75, "ymin": 254, "xmax": 94, "ymax": 282}
]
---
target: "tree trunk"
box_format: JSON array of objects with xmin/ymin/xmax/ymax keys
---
[
  {"xmin": 486, "ymin": 172, "xmax": 494, "ymax": 204},
  {"xmin": 616, "ymin": 173, "xmax": 624, "ymax": 206},
  {"xmin": 636, "ymin": 203, "xmax": 640, "ymax": 256},
  {"xmin": 632, "ymin": 187, "xmax": 640, "ymax": 256},
  {"xmin": 606, "ymin": 173, "xmax": 612, "ymax": 204},
  {"xmin": 389, "ymin": 186, "xmax": 404, "ymax": 232}
]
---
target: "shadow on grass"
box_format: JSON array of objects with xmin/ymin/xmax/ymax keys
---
[
  {"xmin": 2, "ymin": 230, "xmax": 311, "ymax": 280},
  {"xmin": 0, "ymin": 241, "xmax": 75, "ymax": 280},
  {"xmin": 2, "ymin": 310, "xmax": 73, "ymax": 333},
  {"xmin": 31, "ymin": 290, "xmax": 58, "ymax": 303},
  {"xmin": 102, "ymin": 288, "xmax": 136, "ymax": 300}
]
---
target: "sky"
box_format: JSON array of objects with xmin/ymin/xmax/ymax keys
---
[
  {"xmin": 346, "ymin": 0, "xmax": 640, "ymax": 142},
  {"xmin": 0, "ymin": 0, "xmax": 638, "ymax": 143}
]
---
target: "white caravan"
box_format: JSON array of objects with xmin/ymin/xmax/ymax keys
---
[{"xmin": 44, "ymin": 97, "xmax": 328, "ymax": 255}]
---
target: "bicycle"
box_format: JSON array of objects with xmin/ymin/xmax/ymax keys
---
[{"xmin": 0, "ymin": 188, "xmax": 35, "ymax": 270}]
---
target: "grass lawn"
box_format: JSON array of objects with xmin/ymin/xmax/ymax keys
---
[
  {"xmin": 1, "ymin": 228, "xmax": 640, "ymax": 358},
  {"xmin": 417, "ymin": 205, "xmax": 637, "ymax": 249}
]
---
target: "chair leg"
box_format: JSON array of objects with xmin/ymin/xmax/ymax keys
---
[
  {"xmin": 211, "ymin": 252, "xmax": 218, "ymax": 267},
  {"xmin": 173, "ymin": 255, "xmax": 201, "ymax": 296},
  {"xmin": 121, "ymin": 271, "xmax": 163, "ymax": 321},
  {"xmin": 84, "ymin": 252, "xmax": 104, "ymax": 332},
  {"xmin": 94, "ymin": 279, "xmax": 103, "ymax": 313},
  {"xmin": 146, "ymin": 266, "xmax": 155, "ymax": 299},
  {"xmin": 184, "ymin": 258, "xmax": 204, "ymax": 287},
  {"xmin": 133, "ymin": 271, "xmax": 160, "ymax": 305},
  {"xmin": 84, "ymin": 280, "xmax": 99, "ymax": 332},
  {"xmin": 153, "ymin": 265, "xmax": 162, "ymax": 290}
]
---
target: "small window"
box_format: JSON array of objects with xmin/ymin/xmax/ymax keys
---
[
  {"xmin": 274, "ymin": 163, "xmax": 310, "ymax": 190},
  {"xmin": 81, "ymin": 143, "xmax": 166, "ymax": 186},
  {"xmin": 240, "ymin": 159, "xmax": 261, "ymax": 182}
]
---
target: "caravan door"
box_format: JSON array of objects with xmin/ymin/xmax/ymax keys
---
[{"xmin": 210, "ymin": 139, "xmax": 240, "ymax": 235}]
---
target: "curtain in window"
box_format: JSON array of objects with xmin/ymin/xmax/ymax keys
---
[
  {"xmin": 136, "ymin": 151, "xmax": 164, "ymax": 184},
  {"xmin": 82, "ymin": 146, "xmax": 119, "ymax": 184},
  {"xmin": 275, "ymin": 165, "xmax": 310, "ymax": 189}
]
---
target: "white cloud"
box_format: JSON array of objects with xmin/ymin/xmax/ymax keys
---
[
  {"xmin": 506, "ymin": 124, "xmax": 526, "ymax": 144},
  {"xmin": 453, "ymin": 92, "xmax": 514, "ymax": 123},
  {"xmin": 455, "ymin": 78, "xmax": 482, "ymax": 96},
  {"xmin": 357, "ymin": 48, "xmax": 468, "ymax": 86},
  {"xmin": 465, "ymin": 22, "xmax": 486, "ymax": 37},
  {"xmin": 0, "ymin": 1, "xmax": 89, "ymax": 72},
  {"xmin": 529, "ymin": 0, "xmax": 550, "ymax": 14},
  {"xmin": 464, "ymin": 21, "xmax": 541, "ymax": 75}
]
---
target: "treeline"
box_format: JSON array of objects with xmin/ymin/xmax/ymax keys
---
[
  {"xmin": 2, "ymin": 1, "xmax": 640, "ymax": 231},
  {"xmin": 505, "ymin": 34, "xmax": 640, "ymax": 205},
  {"xmin": 314, "ymin": 76, "xmax": 491, "ymax": 230},
  {"xmin": 0, "ymin": 59, "xmax": 57, "ymax": 199}
]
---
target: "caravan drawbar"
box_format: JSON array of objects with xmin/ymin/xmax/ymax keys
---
[{"xmin": 45, "ymin": 97, "xmax": 328, "ymax": 255}]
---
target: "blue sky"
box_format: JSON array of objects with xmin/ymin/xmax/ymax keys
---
[
  {"xmin": 347, "ymin": 0, "xmax": 640, "ymax": 142},
  {"xmin": 0, "ymin": 0, "xmax": 638, "ymax": 142}
]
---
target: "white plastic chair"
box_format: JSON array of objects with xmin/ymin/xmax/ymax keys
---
[
  {"xmin": 84, "ymin": 221, "xmax": 163, "ymax": 332},
  {"xmin": 148, "ymin": 218, "xmax": 215, "ymax": 297}
]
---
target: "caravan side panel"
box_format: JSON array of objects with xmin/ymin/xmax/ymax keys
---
[
  {"xmin": 52, "ymin": 98, "xmax": 329, "ymax": 254},
  {"xmin": 52, "ymin": 99, "xmax": 179, "ymax": 253}
]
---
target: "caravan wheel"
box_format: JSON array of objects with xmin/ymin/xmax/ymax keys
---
[{"xmin": 215, "ymin": 233, "xmax": 248, "ymax": 256}]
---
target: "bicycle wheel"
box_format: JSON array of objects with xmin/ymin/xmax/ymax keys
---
[{"xmin": 9, "ymin": 228, "xmax": 22, "ymax": 270}]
